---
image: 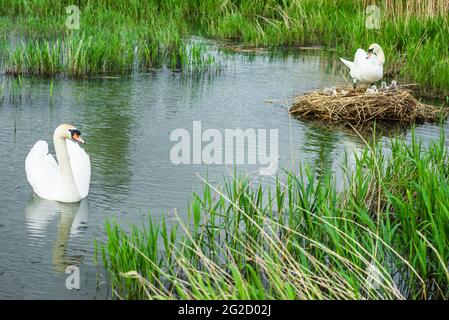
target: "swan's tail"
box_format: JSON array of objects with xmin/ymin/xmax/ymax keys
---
[{"xmin": 339, "ymin": 57, "xmax": 353, "ymax": 69}]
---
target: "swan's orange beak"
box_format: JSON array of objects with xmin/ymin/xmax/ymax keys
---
[
  {"xmin": 72, "ymin": 133, "xmax": 85, "ymax": 145},
  {"xmin": 69, "ymin": 129, "xmax": 85, "ymax": 145}
]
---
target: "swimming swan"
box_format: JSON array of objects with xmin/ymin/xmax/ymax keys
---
[
  {"xmin": 25, "ymin": 124, "xmax": 91, "ymax": 203},
  {"xmin": 340, "ymin": 43, "xmax": 385, "ymax": 87}
]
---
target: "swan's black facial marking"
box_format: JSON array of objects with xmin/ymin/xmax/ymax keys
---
[
  {"xmin": 68, "ymin": 128, "xmax": 85, "ymax": 144},
  {"xmin": 69, "ymin": 129, "xmax": 81, "ymax": 138}
]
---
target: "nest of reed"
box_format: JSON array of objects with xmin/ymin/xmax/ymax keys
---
[{"xmin": 289, "ymin": 85, "xmax": 444, "ymax": 124}]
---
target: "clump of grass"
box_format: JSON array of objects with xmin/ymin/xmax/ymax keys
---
[
  {"xmin": 1, "ymin": 3, "xmax": 218, "ymax": 76},
  {"xmin": 98, "ymin": 128, "xmax": 449, "ymax": 300},
  {"xmin": 5, "ymin": 34, "xmax": 220, "ymax": 77}
]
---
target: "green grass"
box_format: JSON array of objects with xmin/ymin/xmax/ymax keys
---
[
  {"xmin": 0, "ymin": 1, "xmax": 448, "ymax": 96},
  {"xmin": 0, "ymin": 1, "xmax": 217, "ymax": 76},
  {"xmin": 98, "ymin": 128, "xmax": 449, "ymax": 299}
]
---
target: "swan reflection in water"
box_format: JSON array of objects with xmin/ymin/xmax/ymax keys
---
[{"xmin": 25, "ymin": 196, "xmax": 89, "ymax": 272}]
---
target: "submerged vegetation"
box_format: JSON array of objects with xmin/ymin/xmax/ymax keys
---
[
  {"xmin": 0, "ymin": 0, "xmax": 448, "ymax": 96},
  {"xmin": 99, "ymin": 129, "xmax": 449, "ymax": 299}
]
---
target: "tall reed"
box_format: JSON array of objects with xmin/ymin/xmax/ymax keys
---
[{"xmin": 382, "ymin": 0, "xmax": 449, "ymax": 19}]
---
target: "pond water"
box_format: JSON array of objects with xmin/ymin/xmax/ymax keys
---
[{"xmin": 0, "ymin": 44, "xmax": 446, "ymax": 299}]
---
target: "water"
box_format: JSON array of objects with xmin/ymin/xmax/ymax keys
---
[{"xmin": 0, "ymin": 47, "xmax": 446, "ymax": 299}]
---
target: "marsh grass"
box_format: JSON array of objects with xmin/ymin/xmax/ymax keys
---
[
  {"xmin": 98, "ymin": 128, "xmax": 449, "ymax": 299},
  {"xmin": 4, "ymin": 34, "xmax": 221, "ymax": 77},
  {"xmin": 0, "ymin": 1, "xmax": 448, "ymax": 95},
  {"xmin": 1, "ymin": 2, "xmax": 219, "ymax": 76}
]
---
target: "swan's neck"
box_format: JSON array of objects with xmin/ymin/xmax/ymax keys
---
[
  {"xmin": 54, "ymin": 136, "xmax": 79, "ymax": 199},
  {"xmin": 377, "ymin": 52, "xmax": 385, "ymax": 65}
]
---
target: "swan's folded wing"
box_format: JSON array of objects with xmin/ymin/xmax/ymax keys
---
[
  {"xmin": 353, "ymin": 48, "xmax": 368, "ymax": 67},
  {"xmin": 25, "ymin": 140, "xmax": 60, "ymax": 200},
  {"xmin": 66, "ymin": 139, "xmax": 91, "ymax": 199}
]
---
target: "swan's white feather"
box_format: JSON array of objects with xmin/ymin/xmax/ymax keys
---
[
  {"xmin": 66, "ymin": 139, "xmax": 91, "ymax": 199},
  {"xmin": 339, "ymin": 57, "xmax": 353, "ymax": 69},
  {"xmin": 353, "ymin": 48, "xmax": 368, "ymax": 67},
  {"xmin": 25, "ymin": 141, "xmax": 61, "ymax": 201}
]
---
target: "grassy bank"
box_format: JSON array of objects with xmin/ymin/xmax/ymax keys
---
[
  {"xmin": 0, "ymin": 1, "xmax": 448, "ymax": 96},
  {"xmin": 99, "ymin": 128, "xmax": 449, "ymax": 299}
]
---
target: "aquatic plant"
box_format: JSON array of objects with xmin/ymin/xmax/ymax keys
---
[{"xmin": 98, "ymin": 128, "xmax": 449, "ymax": 299}]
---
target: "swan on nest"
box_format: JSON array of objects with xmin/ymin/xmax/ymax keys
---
[{"xmin": 340, "ymin": 43, "xmax": 385, "ymax": 88}]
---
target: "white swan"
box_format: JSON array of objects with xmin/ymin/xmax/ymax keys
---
[
  {"xmin": 340, "ymin": 43, "xmax": 385, "ymax": 87},
  {"xmin": 25, "ymin": 124, "xmax": 91, "ymax": 203}
]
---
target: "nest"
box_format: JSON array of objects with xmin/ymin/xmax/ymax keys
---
[{"xmin": 289, "ymin": 85, "xmax": 444, "ymax": 124}]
